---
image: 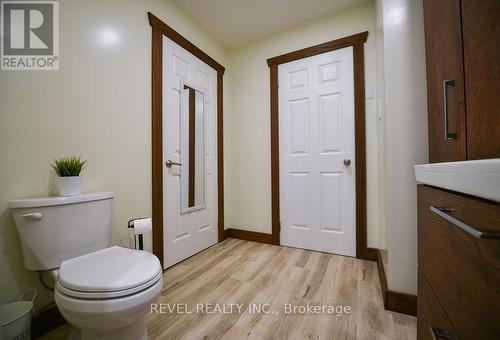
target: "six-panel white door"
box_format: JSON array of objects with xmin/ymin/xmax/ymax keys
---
[
  {"xmin": 279, "ymin": 47, "xmax": 356, "ymax": 257},
  {"xmin": 163, "ymin": 37, "xmax": 218, "ymax": 268}
]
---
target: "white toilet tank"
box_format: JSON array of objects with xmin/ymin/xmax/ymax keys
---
[{"xmin": 8, "ymin": 192, "xmax": 113, "ymax": 271}]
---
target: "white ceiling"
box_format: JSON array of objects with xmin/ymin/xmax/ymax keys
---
[{"xmin": 174, "ymin": 0, "xmax": 368, "ymax": 49}]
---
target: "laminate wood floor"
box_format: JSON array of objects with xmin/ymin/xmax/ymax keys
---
[{"xmin": 146, "ymin": 238, "xmax": 416, "ymax": 340}]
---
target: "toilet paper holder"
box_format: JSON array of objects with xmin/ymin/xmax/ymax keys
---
[{"xmin": 127, "ymin": 217, "xmax": 148, "ymax": 250}]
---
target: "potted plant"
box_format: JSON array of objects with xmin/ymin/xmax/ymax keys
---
[{"xmin": 51, "ymin": 155, "xmax": 87, "ymax": 196}]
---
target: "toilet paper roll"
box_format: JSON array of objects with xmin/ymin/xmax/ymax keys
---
[{"xmin": 133, "ymin": 218, "xmax": 152, "ymax": 235}]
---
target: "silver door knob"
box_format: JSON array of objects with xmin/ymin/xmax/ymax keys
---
[
  {"xmin": 343, "ymin": 159, "xmax": 351, "ymax": 166},
  {"xmin": 166, "ymin": 160, "xmax": 182, "ymax": 168}
]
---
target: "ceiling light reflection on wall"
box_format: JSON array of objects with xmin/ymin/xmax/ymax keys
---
[
  {"xmin": 95, "ymin": 27, "xmax": 122, "ymax": 48},
  {"xmin": 386, "ymin": 4, "xmax": 407, "ymax": 28}
]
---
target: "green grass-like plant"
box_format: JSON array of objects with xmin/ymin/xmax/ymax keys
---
[{"xmin": 51, "ymin": 155, "xmax": 87, "ymax": 177}]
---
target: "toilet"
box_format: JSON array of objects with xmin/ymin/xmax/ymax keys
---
[{"xmin": 8, "ymin": 192, "xmax": 163, "ymax": 340}]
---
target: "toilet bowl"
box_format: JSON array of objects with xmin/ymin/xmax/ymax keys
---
[
  {"xmin": 54, "ymin": 246, "xmax": 163, "ymax": 340},
  {"xmin": 8, "ymin": 193, "xmax": 163, "ymax": 340}
]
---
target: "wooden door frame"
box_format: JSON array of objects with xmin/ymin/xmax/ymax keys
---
[
  {"xmin": 267, "ymin": 31, "xmax": 376, "ymax": 260},
  {"xmin": 148, "ymin": 13, "xmax": 225, "ymax": 268}
]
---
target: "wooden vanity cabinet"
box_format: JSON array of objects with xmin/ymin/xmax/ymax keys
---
[
  {"xmin": 417, "ymin": 185, "xmax": 500, "ymax": 339},
  {"xmin": 423, "ymin": 0, "xmax": 500, "ymax": 162}
]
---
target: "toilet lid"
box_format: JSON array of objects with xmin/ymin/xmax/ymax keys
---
[{"xmin": 58, "ymin": 246, "xmax": 161, "ymax": 293}]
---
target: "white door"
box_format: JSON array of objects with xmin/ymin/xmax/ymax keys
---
[
  {"xmin": 163, "ymin": 37, "xmax": 218, "ymax": 268},
  {"xmin": 279, "ymin": 47, "xmax": 356, "ymax": 257}
]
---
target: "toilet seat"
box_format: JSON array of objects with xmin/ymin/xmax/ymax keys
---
[
  {"xmin": 57, "ymin": 246, "xmax": 162, "ymax": 300},
  {"xmin": 56, "ymin": 272, "xmax": 162, "ymax": 299}
]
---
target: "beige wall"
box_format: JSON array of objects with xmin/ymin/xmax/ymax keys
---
[
  {"xmin": 224, "ymin": 1, "xmax": 382, "ymax": 248},
  {"xmin": 0, "ymin": 0, "xmax": 425, "ymax": 309},
  {"xmin": 0, "ymin": 0, "xmax": 229, "ymax": 310},
  {"xmin": 379, "ymin": 0, "xmax": 428, "ymax": 295}
]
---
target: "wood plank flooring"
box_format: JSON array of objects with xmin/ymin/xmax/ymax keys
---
[{"xmin": 146, "ymin": 238, "xmax": 416, "ymax": 339}]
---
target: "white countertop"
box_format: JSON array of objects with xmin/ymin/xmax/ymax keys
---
[{"xmin": 414, "ymin": 159, "xmax": 500, "ymax": 203}]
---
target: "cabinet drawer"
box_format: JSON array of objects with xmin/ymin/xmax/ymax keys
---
[
  {"xmin": 418, "ymin": 185, "xmax": 500, "ymax": 339},
  {"xmin": 418, "ymin": 269, "xmax": 459, "ymax": 340}
]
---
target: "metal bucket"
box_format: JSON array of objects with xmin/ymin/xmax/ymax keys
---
[{"xmin": 0, "ymin": 289, "xmax": 36, "ymax": 340}]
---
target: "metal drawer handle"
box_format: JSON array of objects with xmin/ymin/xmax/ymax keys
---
[
  {"xmin": 429, "ymin": 326, "xmax": 454, "ymax": 340},
  {"xmin": 430, "ymin": 206, "xmax": 500, "ymax": 239},
  {"xmin": 443, "ymin": 80, "xmax": 457, "ymax": 140}
]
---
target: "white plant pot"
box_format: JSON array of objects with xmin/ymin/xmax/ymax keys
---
[{"xmin": 57, "ymin": 176, "xmax": 82, "ymax": 196}]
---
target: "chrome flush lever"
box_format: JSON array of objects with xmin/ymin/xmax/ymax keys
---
[
  {"xmin": 165, "ymin": 160, "xmax": 182, "ymax": 168},
  {"xmin": 21, "ymin": 212, "xmax": 43, "ymax": 220}
]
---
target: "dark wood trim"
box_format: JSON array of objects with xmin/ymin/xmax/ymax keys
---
[
  {"xmin": 151, "ymin": 26, "xmax": 164, "ymax": 267},
  {"xmin": 365, "ymin": 247, "xmax": 378, "ymax": 262},
  {"xmin": 148, "ymin": 12, "xmax": 225, "ymax": 74},
  {"xmin": 149, "ymin": 13, "xmax": 225, "ymax": 268},
  {"xmin": 386, "ymin": 290, "xmax": 417, "ymax": 317},
  {"xmin": 224, "ymin": 228, "xmax": 274, "ymax": 244},
  {"xmin": 31, "ymin": 305, "xmax": 66, "ymax": 338},
  {"xmin": 375, "ymin": 249, "xmax": 417, "ymax": 316},
  {"xmin": 353, "ymin": 42, "xmax": 368, "ymax": 260},
  {"xmin": 267, "ymin": 32, "xmax": 368, "ymax": 66},
  {"xmin": 267, "ymin": 32, "xmax": 371, "ymax": 259}
]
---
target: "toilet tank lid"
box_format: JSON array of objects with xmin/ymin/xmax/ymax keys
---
[{"xmin": 8, "ymin": 191, "xmax": 114, "ymax": 209}]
